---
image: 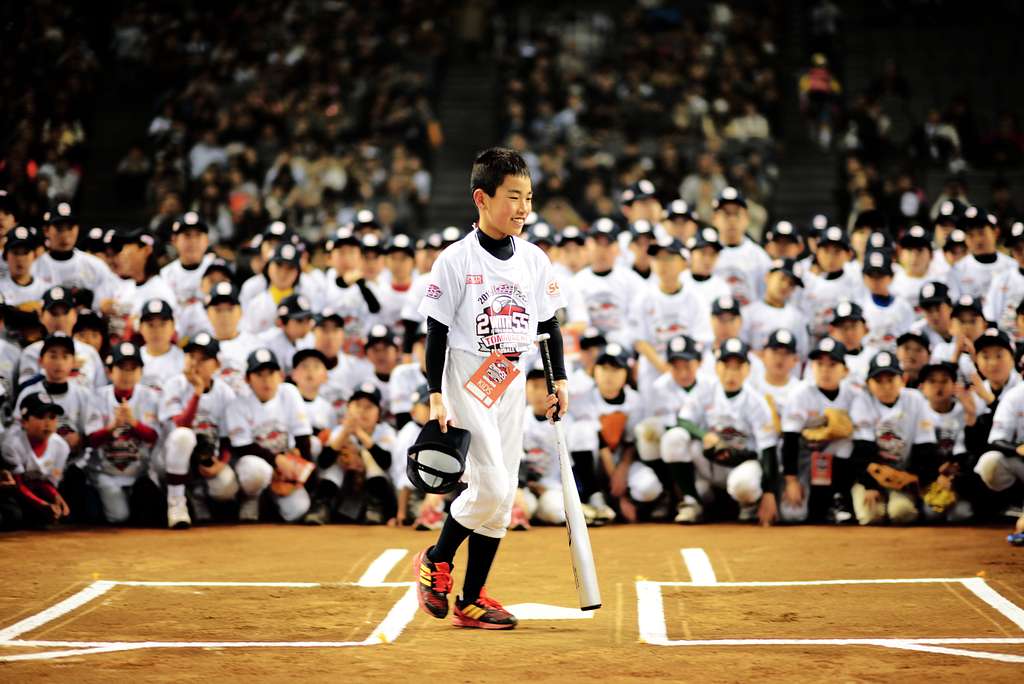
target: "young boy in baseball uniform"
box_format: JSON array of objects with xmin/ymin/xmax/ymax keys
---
[
  {"xmin": 413, "ymin": 148, "xmax": 567, "ymax": 630},
  {"xmin": 2, "ymin": 394, "xmax": 71, "ymax": 527}
]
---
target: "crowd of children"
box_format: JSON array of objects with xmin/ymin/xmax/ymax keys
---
[{"xmin": 0, "ymin": 183, "xmax": 1022, "ymax": 544}]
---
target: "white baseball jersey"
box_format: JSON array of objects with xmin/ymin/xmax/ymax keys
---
[
  {"xmin": 572, "ymin": 266, "xmax": 645, "ymax": 349},
  {"xmin": 522, "ymin": 412, "xmax": 565, "ymax": 488},
  {"xmin": 571, "ymin": 385, "xmax": 643, "ymax": 457},
  {"xmin": 630, "ymin": 282, "xmax": 713, "ymax": 387},
  {"xmin": 859, "ymin": 295, "xmax": 916, "ymax": 352},
  {"xmin": 983, "ymin": 267, "xmax": 1024, "ymax": 332},
  {"xmin": 988, "ymin": 383, "xmax": 1024, "ymax": 443},
  {"xmin": 160, "ymin": 254, "xmax": 215, "ymax": 309},
  {"xmin": 32, "ymin": 250, "xmax": 114, "ymax": 295},
  {"xmin": 322, "ymin": 269, "xmax": 373, "ymax": 341},
  {"xmin": 752, "ymin": 374, "xmax": 804, "ymax": 419},
  {"xmin": 679, "ymin": 271, "xmax": 732, "ymax": 309},
  {"xmin": 929, "ymin": 395, "xmax": 986, "ymax": 460},
  {"xmin": 742, "ymin": 301, "xmax": 810, "ymax": 357},
  {"xmin": 228, "ymin": 382, "xmax": 312, "ymax": 452},
  {"xmin": 95, "ymin": 274, "xmax": 178, "ymax": 342},
  {"xmin": 19, "ymin": 338, "xmax": 106, "ymax": 390},
  {"xmin": 213, "ymin": 331, "xmax": 261, "ymax": 396},
  {"xmin": 552, "ymin": 263, "xmax": 591, "ymax": 325},
  {"xmin": 1, "ymin": 425, "xmax": 70, "ymax": 485},
  {"xmin": 388, "ymin": 362, "xmax": 426, "ymax": 416},
  {"xmin": 890, "ymin": 270, "xmax": 928, "ymax": 310},
  {"xmin": 0, "ymin": 274, "xmax": 51, "ymax": 308},
  {"xmin": 986, "ymin": 371, "xmax": 1021, "ymax": 398},
  {"xmin": 16, "ymin": 380, "xmax": 103, "ymax": 440},
  {"xmin": 851, "ymin": 387, "xmax": 935, "ymax": 468},
  {"xmin": 174, "ymin": 301, "xmax": 211, "ymax": 340},
  {"xmin": 797, "ymin": 270, "xmax": 867, "ymax": 341},
  {"xmin": 371, "ymin": 281, "xmax": 415, "ymax": 330},
  {"xmin": 910, "ymin": 320, "xmax": 950, "ymax": 351},
  {"xmin": 88, "ymin": 385, "xmax": 161, "ymax": 480},
  {"xmin": 140, "ymin": 346, "xmax": 185, "ymax": 395},
  {"xmin": 679, "ymin": 381, "xmax": 778, "ymax": 456},
  {"xmin": 419, "ymin": 230, "xmax": 565, "ymax": 359},
  {"xmin": 320, "ymin": 354, "xmax": 375, "ymax": 424},
  {"xmin": 257, "ymin": 328, "xmax": 313, "ymax": 375},
  {"xmin": 158, "ymin": 375, "xmax": 241, "ymax": 446},
  {"xmin": 399, "ymin": 274, "xmax": 430, "ymax": 325},
  {"xmin": 390, "ymin": 419, "xmax": 422, "ymax": 489},
  {"xmin": 713, "ymin": 238, "xmax": 772, "ymax": 306},
  {"xmin": 948, "ymin": 253, "xmax": 1015, "ymax": 300},
  {"xmin": 303, "ymin": 394, "xmax": 334, "ymax": 433},
  {"xmin": 0, "ymin": 338, "xmax": 20, "ymax": 410},
  {"xmin": 642, "ymin": 372, "xmax": 716, "ymax": 427},
  {"xmin": 781, "ymin": 381, "xmax": 861, "ymax": 460}
]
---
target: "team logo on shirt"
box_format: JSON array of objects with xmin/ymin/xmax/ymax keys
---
[
  {"xmin": 546, "ymin": 280, "xmax": 560, "ymax": 296},
  {"xmin": 425, "ymin": 284, "xmax": 442, "ymax": 300},
  {"xmin": 466, "ymin": 274, "xmax": 483, "ymax": 285},
  {"xmin": 876, "ymin": 416, "xmax": 907, "ymax": 463},
  {"xmin": 475, "ymin": 283, "xmax": 531, "ymax": 354}
]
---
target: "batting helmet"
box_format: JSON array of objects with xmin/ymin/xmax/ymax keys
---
[{"xmin": 407, "ymin": 420, "xmax": 470, "ymax": 494}]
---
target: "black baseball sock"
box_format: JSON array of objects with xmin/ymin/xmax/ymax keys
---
[
  {"xmin": 428, "ymin": 514, "xmax": 472, "ymax": 565},
  {"xmin": 460, "ymin": 533, "xmax": 500, "ymax": 605},
  {"xmin": 670, "ymin": 462, "xmax": 699, "ymax": 499}
]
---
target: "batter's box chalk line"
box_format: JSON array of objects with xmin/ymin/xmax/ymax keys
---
[
  {"xmin": 0, "ymin": 548, "xmax": 590, "ymax": 662},
  {"xmin": 633, "ymin": 547, "xmax": 1024, "ymax": 664}
]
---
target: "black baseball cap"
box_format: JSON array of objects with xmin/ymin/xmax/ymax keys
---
[
  {"xmin": 354, "ymin": 209, "xmax": 381, "ymax": 231},
  {"xmin": 621, "ymin": 179, "xmax": 657, "ymax": 205},
  {"xmin": 203, "ymin": 257, "xmax": 234, "ymax": 280},
  {"xmin": 918, "ymin": 282, "xmax": 951, "ymax": 308},
  {"xmin": 765, "ymin": 329, "xmax": 798, "ymax": 353},
  {"xmin": 934, "ymin": 199, "xmax": 966, "ymax": 226},
  {"xmin": 42, "ymin": 202, "xmax": 76, "ymax": 225},
  {"xmin": 596, "ymin": 342, "xmax": 631, "ymax": 369},
  {"xmin": 349, "ymin": 381, "xmax": 382, "ymax": 406},
  {"xmin": 4, "ymin": 225, "xmax": 37, "ymax": 253},
  {"xmin": 712, "ymin": 295, "xmax": 741, "ymax": 317},
  {"xmin": 716, "ymin": 337, "xmax": 750, "ymax": 362},
  {"xmin": 589, "ymin": 217, "xmax": 621, "ymax": 241},
  {"xmin": 271, "ymin": 242, "xmax": 302, "ymax": 267},
  {"xmin": 246, "ymin": 348, "xmax": 281, "ymax": 374},
  {"xmin": 942, "ymin": 229, "xmax": 967, "ymax": 252},
  {"xmin": 262, "ymin": 220, "xmax": 296, "ymax": 244},
  {"xmin": 769, "ymin": 258, "xmax": 803, "ymax": 286},
  {"xmin": 817, "ymin": 225, "xmax": 850, "ymax": 249},
  {"xmin": 647, "ymin": 236, "xmax": 686, "ymax": 258},
  {"xmin": 360, "ymin": 233, "xmax": 385, "ymax": 254},
  {"xmin": 292, "ymin": 348, "xmax": 328, "ymax": 369},
  {"xmin": 809, "ymin": 336, "xmax": 847, "ymax": 364},
  {"xmin": 184, "ymin": 332, "xmax": 220, "ymax": 358},
  {"xmin": 108, "ymin": 341, "xmax": 144, "ymax": 367},
  {"xmin": 959, "ymin": 205, "xmax": 997, "ymax": 231},
  {"xmin": 365, "ymin": 324, "xmax": 396, "ymax": 348},
  {"xmin": 862, "ymin": 249, "xmax": 894, "ymax": 277},
  {"xmin": 865, "ymin": 231, "xmax": 894, "ymax": 254},
  {"xmin": 277, "ymin": 294, "xmax": 314, "ymax": 321},
  {"xmin": 713, "ymin": 186, "xmax": 746, "ymax": 210},
  {"xmin": 206, "ymin": 282, "xmax": 240, "ymax": 307},
  {"xmin": 765, "ymin": 220, "xmax": 801, "ymax": 244},
  {"xmin": 440, "ymin": 226, "xmax": 463, "ymax": 245},
  {"xmin": 528, "ymin": 222, "xmax": 556, "ymax": 246},
  {"xmin": 140, "ymin": 299, "xmax": 174, "ymax": 322},
  {"xmin": 326, "ymin": 225, "xmax": 360, "ymax": 251},
  {"xmin": 172, "ymin": 211, "xmax": 209, "ymax": 234},
  {"xmin": 665, "ymin": 199, "xmax": 697, "ymax": 222},
  {"xmin": 687, "ymin": 226, "xmax": 723, "ymax": 252},
  {"xmin": 580, "ymin": 327, "xmax": 607, "ymax": 350},
  {"xmin": 919, "ymin": 361, "xmax": 957, "ymax": 382},
  {"xmin": 973, "ymin": 327, "xmax": 1014, "ymax": 354},
  {"xmin": 666, "ymin": 335, "xmax": 701, "ymax": 361},
  {"xmin": 42, "ymin": 286, "xmax": 74, "ymax": 312},
  {"xmin": 830, "ymin": 300, "xmax": 865, "ymax": 325},
  {"xmin": 896, "ymin": 331, "xmax": 930, "ymax": 350},
  {"xmin": 629, "ymin": 220, "xmax": 656, "ymax": 240},
  {"xmin": 899, "ymin": 225, "xmax": 932, "ymax": 249},
  {"xmin": 386, "ymin": 233, "xmax": 416, "ymax": 256},
  {"xmin": 852, "ymin": 209, "xmax": 887, "ymax": 233},
  {"xmin": 20, "ymin": 392, "xmax": 64, "ymax": 418},
  {"xmin": 952, "ymin": 295, "xmax": 983, "ymax": 317},
  {"xmin": 410, "ymin": 383, "xmax": 431, "ymax": 406},
  {"xmin": 112, "ymin": 226, "xmax": 156, "ymax": 249},
  {"xmin": 867, "ymin": 351, "xmax": 902, "ymax": 379},
  {"xmin": 73, "ymin": 309, "xmax": 106, "ymax": 335},
  {"xmin": 1005, "ymin": 221, "xmax": 1024, "ymax": 248},
  {"xmin": 41, "ymin": 332, "xmax": 75, "ymax": 355},
  {"xmin": 316, "ymin": 307, "xmax": 345, "ymax": 326},
  {"xmin": 557, "ymin": 225, "xmax": 587, "ymax": 246}
]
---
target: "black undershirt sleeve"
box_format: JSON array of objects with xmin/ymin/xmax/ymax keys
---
[
  {"xmin": 356, "ymin": 278, "xmax": 381, "ymax": 313},
  {"xmin": 401, "ymin": 319, "xmax": 420, "ymax": 354},
  {"xmin": 760, "ymin": 446, "xmax": 779, "ymax": 494},
  {"xmin": 233, "ymin": 442, "xmax": 276, "ymax": 464},
  {"xmin": 368, "ymin": 444, "xmax": 392, "ymax": 470},
  {"xmin": 781, "ymin": 432, "xmax": 801, "ymax": 476},
  {"xmin": 852, "ymin": 439, "xmax": 881, "ymax": 490},
  {"xmin": 537, "ymin": 316, "xmax": 567, "ymax": 382},
  {"xmin": 425, "ymin": 316, "xmax": 448, "ymax": 394},
  {"xmin": 294, "ymin": 435, "xmax": 312, "ymax": 462}
]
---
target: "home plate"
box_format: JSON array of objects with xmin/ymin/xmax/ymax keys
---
[{"xmin": 506, "ymin": 603, "xmax": 594, "ymax": 620}]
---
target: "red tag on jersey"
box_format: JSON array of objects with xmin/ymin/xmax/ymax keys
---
[
  {"xmin": 464, "ymin": 352, "xmax": 520, "ymax": 408},
  {"xmin": 810, "ymin": 451, "xmax": 833, "ymax": 486}
]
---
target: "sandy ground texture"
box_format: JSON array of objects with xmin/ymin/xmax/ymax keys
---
[{"xmin": 1, "ymin": 524, "xmax": 1023, "ymax": 682}]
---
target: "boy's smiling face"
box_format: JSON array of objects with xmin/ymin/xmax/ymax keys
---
[{"xmin": 475, "ymin": 174, "xmax": 532, "ymax": 237}]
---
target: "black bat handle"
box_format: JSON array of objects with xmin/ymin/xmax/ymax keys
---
[{"xmin": 536, "ymin": 333, "xmax": 561, "ymax": 423}]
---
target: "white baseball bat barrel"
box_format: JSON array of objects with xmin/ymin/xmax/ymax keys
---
[{"xmin": 535, "ymin": 333, "xmax": 602, "ymax": 611}]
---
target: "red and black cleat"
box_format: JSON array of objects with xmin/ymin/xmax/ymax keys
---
[
  {"xmin": 413, "ymin": 546, "xmax": 453, "ymax": 619},
  {"xmin": 451, "ymin": 588, "xmax": 518, "ymax": 630}
]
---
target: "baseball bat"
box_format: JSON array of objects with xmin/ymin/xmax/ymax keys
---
[{"xmin": 536, "ymin": 333, "xmax": 602, "ymax": 611}]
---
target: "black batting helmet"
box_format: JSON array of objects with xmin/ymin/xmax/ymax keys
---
[{"xmin": 406, "ymin": 420, "xmax": 471, "ymax": 494}]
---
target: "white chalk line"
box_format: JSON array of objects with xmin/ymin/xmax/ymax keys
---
[
  {"xmin": 637, "ymin": 549, "xmax": 1024, "ymax": 664},
  {"xmin": 0, "ymin": 580, "xmax": 117, "ymax": 641},
  {"xmin": 680, "ymin": 548, "xmax": 717, "ymax": 586},
  {"xmin": 356, "ymin": 548, "xmax": 408, "ymax": 586}
]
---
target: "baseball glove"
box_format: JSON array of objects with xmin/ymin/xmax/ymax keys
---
[
  {"xmin": 923, "ymin": 476, "xmax": 957, "ymax": 513},
  {"xmin": 867, "ymin": 462, "xmax": 918, "ymax": 491},
  {"xmin": 271, "ymin": 451, "xmax": 315, "ymax": 497},
  {"xmin": 802, "ymin": 408, "xmax": 853, "ymax": 443}
]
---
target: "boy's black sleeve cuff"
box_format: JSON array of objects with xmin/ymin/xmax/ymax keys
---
[{"xmin": 537, "ymin": 316, "xmax": 567, "ymax": 381}]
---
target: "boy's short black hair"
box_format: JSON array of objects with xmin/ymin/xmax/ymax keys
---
[{"xmin": 470, "ymin": 147, "xmax": 531, "ymax": 197}]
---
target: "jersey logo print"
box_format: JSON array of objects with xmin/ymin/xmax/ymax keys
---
[
  {"xmin": 466, "ymin": 274, "xmax": 483, "ymax": 285},
  {"xmin": 474, "ymin": 284, "xmax": 531, "ymax": 355},
  {"xmin": 425, "ymin": 284, "xmax": 442, "ymax": 300}
]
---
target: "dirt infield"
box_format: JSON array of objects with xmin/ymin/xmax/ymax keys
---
[{"xmin": 1, "ymin": 524, "xmax": 1023, "ymax": 682}]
